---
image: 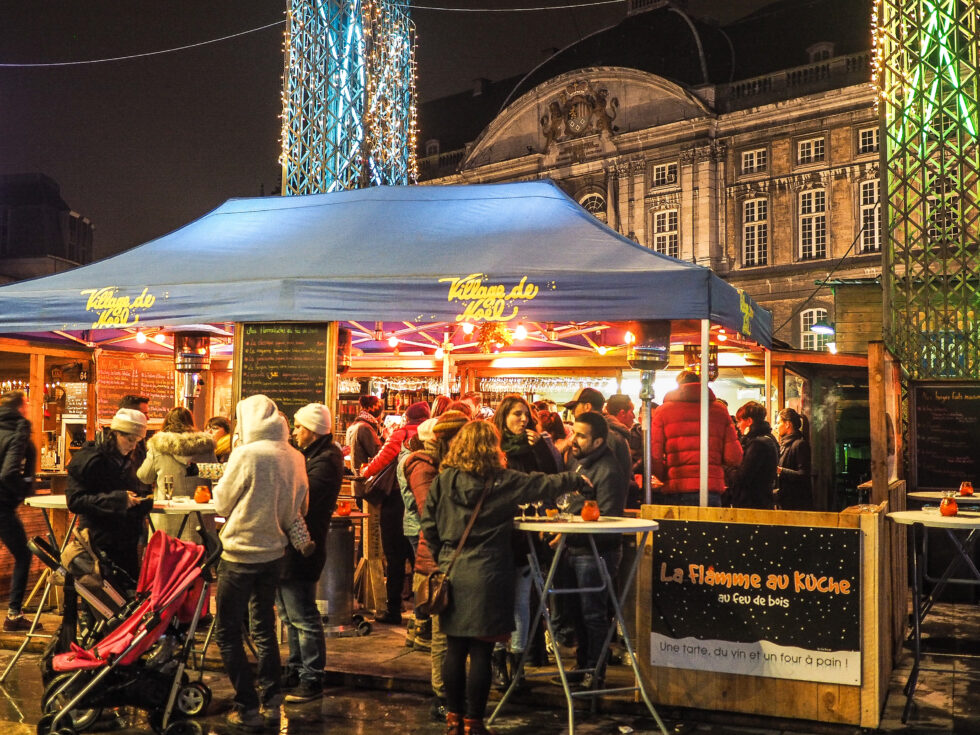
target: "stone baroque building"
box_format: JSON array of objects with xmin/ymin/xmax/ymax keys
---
[{"xmin": 418, "ymin": 0, "xmax": 880, "ymax": 351}]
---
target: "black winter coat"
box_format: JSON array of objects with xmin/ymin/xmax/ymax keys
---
[
  {"xmin": 567, "ymin": 442, "xmax": 627, "ymax": 553},
  {"xmin": 725, "ymin": 422, "xmax": 778, "ymax": 509},
  {"xmin": 283, "ymin": 434, "xmax": 344, "ymax": 582},
  {"xmin": 778, "ymin": 431, "xmax": 813, "ymax": 510},
  {"xmin": 0, "ymin": 406, "xmax": 37, "ymax": 510},
  {"xmin": 421, "ymin": 466, "xmax": 584, "ymax": 638},
  {"xmin": 0, "ymin": 405, "xmax": 36, "ymax": 510},
  {"xmin": 66, "ymin": 438, "xmax": 153, "ymax": 586}
]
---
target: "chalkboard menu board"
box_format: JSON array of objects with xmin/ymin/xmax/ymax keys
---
[
  {"xmin": 63, "ymin": 383, "xmax": 89, "ymax": 415},
  {"xmin": 239, "ymin": 323, "xmax": 327, "ymax": 419},
  {"xmin": 912, "ymin": 382, "xmax": 980, "ymax": 490},
  {"xmin": 97, "ymin": 355, "xmax": 175, "ymax": 422}
]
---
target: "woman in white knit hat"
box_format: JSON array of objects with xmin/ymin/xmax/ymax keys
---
[{"xmin": 66, "ymin": 408, "xmax": 154, "ymax": 591}]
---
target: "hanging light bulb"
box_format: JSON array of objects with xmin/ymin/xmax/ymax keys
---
[
  {"xmin": 153, "ymin": 334, "xmax": 168, "ymax": 345},
  {"xmin": 597, "ymin": 345, "xmax": 608, "ymax": 356},
  {"xmin": 717, "ymin": 329, "xmax": 728, "ymax": 343},
  {"xmin": 435, "ymin": 347, "xmax": 445, "ymax": 359},
  {"xmin": 624, "ymin": 330, "xmax": 636, "ymax": 345},
  {"xmin": 514, "ymin": 323, "xmax": 528, "ymax": 340},
  {"xmin": 461, "ymin": 322, "xmax": 474, "ymax": 335},
  {"xmin": 388, "ymin": 335, "xmax": 399, "ymax": 348},
  {"xmin": 135, "ymin": 330, "xmax": 147, "ymax": 344}
]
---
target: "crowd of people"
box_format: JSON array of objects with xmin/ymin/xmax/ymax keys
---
[{"xmin": 0, "ymin": 375, "xmax": 814, "ymax": 734}]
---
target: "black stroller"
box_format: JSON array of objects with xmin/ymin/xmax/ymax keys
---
[{"xmin": 35, "ymin": 528, "xmax": 221, "ymax": 735}]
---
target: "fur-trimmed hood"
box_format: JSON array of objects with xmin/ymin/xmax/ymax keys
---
[{"xmin": 146, "ymin": 430, "xmax": 215, "ymax": 458}]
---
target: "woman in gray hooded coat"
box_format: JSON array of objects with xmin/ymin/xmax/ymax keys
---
[{"xmin": 421, "ymin": 420, "xmax": 587, "ymax": 735}]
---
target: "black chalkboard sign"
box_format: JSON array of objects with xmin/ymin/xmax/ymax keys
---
[
  {"xmin": 651, "ymin": 520, "xmax": 861, "ymax": 685},
  {"xmin": 239, "ymin": 323, "xmax": 327, "ymax": 420},
  {"xmin": 912, "ymin": 382, "xmax": 980, "ymax": 490}
]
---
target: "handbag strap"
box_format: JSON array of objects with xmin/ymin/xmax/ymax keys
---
[{"xmin": 443, "ymin": 475, "xmax": 493, "ymax": 579}]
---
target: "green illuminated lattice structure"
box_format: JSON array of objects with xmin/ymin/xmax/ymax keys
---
[
  {"xmin": 878, "ymin": 0, "xmax": 980, "ymax": 378},
  {"xmin": 280, "ymin": 0, "xmax": 417, "ymax": 195}
]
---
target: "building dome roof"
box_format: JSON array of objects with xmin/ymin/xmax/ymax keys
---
[{"xmin": 501, "ymin": 3, "xmax": 733, "ymax": 109}]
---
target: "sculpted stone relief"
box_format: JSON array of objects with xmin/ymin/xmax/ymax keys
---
[{"xmin": 540, "ymin": 81, "xmax": 620, "ymax": 151}]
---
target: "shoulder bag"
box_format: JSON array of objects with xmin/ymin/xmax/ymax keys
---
[
  {"xmin": 416, "ymin": 477, "xmax": 493, "ymax": 617},
  {"xmin": 359, "ymin": 458, "xmax": 399, "ymax": 505}
]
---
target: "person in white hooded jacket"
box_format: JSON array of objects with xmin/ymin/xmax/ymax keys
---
[{"xmin": 213, "ymin": 394, "xmax": 308, "ymax": 732}]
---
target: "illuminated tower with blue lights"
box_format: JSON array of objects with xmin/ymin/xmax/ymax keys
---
[
  {"xmin": 877, "ymin": 0, "xmax": 980, "ymax": 377},
  {"xmin": 280, "ymin": 0, "xmax": 417, "ymax": 195}
]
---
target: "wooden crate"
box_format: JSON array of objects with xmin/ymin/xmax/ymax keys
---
[{"xmin": 637, "ymin": 504, "xmax": 893, "ymax": 728}]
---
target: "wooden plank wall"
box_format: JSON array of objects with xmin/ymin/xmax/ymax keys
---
[{"xmin": 637, "ymin": 505, "xmax": 888, "ymax": 728}]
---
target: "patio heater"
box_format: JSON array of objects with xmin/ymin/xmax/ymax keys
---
[
  {"xmin": 626, "ymin": 320, "xmax": 670, "ymax": 504},
  {"xmin": 173, "ymin": 330, "xmax": 211, "ymax": 410}
]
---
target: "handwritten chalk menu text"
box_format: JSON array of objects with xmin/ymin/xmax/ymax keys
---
[
  {"xmin": 96, "ymin": 355, "xmax": 175, "ymax": 422},
  {"xmin": 240, "ymin": 323, "xmax": 327, "ymax": 419},
  {"xmin": 912, "ymin": 383, "xmax": 980, "ymax": 490},
  {"xmin": 651, "ymin": 520, "xmax": 861, "ymax": 685}
]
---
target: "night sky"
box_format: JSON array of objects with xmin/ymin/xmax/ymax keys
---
[{"xmin": 0, "ymin": 1, "xmax": 768, "ymax": 259}]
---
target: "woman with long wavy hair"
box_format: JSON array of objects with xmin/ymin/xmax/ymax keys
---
[
  {"xmin": 421, "ymin": 421, "xmax": 588, "ymax": 735},
  {"xmin": 490, "ymin": 394, "xmax": 560, "ymax": 688}
]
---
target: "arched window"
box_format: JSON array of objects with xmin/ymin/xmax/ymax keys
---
[
  {"xmin": 801, "ymin": 308, "xmax": 831, "ymax": 351},
  {"xmin": 425, "ymin": 139, "xmax": 440, "ymax": 157},
  {"xmin": 579, "ymin": 193, "xmax": 607, "ymax": 223}
]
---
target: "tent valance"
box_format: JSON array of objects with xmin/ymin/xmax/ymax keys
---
[{"xmin": 0, "ymin": 181, "xmax": 771, "ymax": 347}]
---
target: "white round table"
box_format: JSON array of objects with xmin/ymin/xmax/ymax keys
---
[{"xmin": 490, "ymin": 516, "xmax": 665, "ymax": 735}]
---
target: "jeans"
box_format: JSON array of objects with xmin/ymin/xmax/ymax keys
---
[
  {"xmin": 0, "ymin": 510, "xmax": 30, "ymax": 615},
  {"xmin": 276, "ymin": 579, "xmax": 326, "ymax": 685},
  {"xmin": 509, "ymin": 566, "xmax": 533, "ymax": 653},
  {"xmin": 216, "ymin": 557, "xmax": 283, "ymax": 712},
  {"xmin": 568, "ymin": 547, "xmax": 622, "ymax": 672},
  {"xmin": 655, "ymin": 492, "xmax": 721, "ymax": 507}
]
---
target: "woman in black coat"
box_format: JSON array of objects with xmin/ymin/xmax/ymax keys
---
[
  {"xmin": 490, "ymin": 394, "xmax": 559, "ymax": 687},
  {"xmin": 776, "ymin": 408, "xmax": 813, "ymax": 510},
  {"xmin": 421, "ymin": 421, "xmax": 587, "ymax": 735},
  {"xmin": 725, "ymin": 401, "xmax": 778, "ymax": 509},
  {"xmin": 66, "ymin": 409, "xmax": 154, "ymax": 591}
]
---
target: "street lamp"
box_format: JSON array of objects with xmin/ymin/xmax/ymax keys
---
[{"xmin": 811, "ymin": 319, "xmax": 835, "ymax": 335}]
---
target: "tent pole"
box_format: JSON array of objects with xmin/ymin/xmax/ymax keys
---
[
  {"xmin": 700, "ymin": 319, "xmax": 710, "ymax": 507},
  {"xmin": 764, "ymin": 348, "xmax": 772, "ymax": 420}
]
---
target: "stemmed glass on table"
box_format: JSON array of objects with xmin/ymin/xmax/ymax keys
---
[{"xmin": 517, "ymin": 503, "xmax": 530, "ymax": 521}]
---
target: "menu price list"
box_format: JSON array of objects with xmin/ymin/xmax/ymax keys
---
[
  {"xmin": 239, "ymin": 323, "xmax": 328, "ymax": 419},
  {"xmin": 97, "ymin": 355, "xmax": 175, "ymax": 421},
  {"xmin": 913, "ymin": 383, "xmax": 980, "ymax": 489}
]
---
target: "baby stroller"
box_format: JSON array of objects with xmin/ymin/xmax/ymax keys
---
[{"xmin": 37, "ymin": 528, "xmax": 222, "ymax": 735}]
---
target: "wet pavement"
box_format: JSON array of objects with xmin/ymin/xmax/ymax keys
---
[{"xmin": 1, "ymin": 601, "xmax": 979, "ymax": 734}]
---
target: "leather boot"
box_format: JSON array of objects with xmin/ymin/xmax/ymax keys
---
[
  {"xmin": 491, "ymin": 648, "xmax": 510, "ymax": 690},
  {"xmin": 463, "ymin": 717, "xmax": 497, "ymax": 735},
  {"xmin": 445, "ymin": 711, "xmax": 463, "ymax": 735}
]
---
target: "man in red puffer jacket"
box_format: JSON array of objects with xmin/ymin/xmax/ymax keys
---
[{"xmin": 650, "ymin": 371, "xmax": 742, "ymax": 506}]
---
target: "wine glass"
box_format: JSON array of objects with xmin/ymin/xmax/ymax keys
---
[
  {"xmin": 532, "ymin": 500, "xmax": 544, "ymax": 518},
  {"xmin": 517, "ymin": 503, "xmax": 530, "ymax": 521},
  {"xmin": 556, "ymin": 493, "xmax": 574, "ymax": 520},
  {"xmin": 163, "ymin": 474, "xmax": 175, "ymax": 501}
]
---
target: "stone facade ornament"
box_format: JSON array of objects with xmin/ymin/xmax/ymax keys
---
[{"xmin": 540, "ymin": 80, "xmax": 619, "ymax": 150}]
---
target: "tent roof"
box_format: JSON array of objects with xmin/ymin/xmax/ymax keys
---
[{"xmin": 0, "ymin": 180, "xmax": 771, "ymax": 346}]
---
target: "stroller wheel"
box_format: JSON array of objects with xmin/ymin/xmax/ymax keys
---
[
  {"xmin": 37, "ymin": 717, "xmax": 77, "ymax": 735},
  {"xmin": 356, "ymin": 620, "xmax": 372, "ymax": 636},
  {"xmin": 174, "ymin": 682, "xmax": 211, "ymax": 717},
  {"xmin": 40, "ymin": 674, "xmax": 102, "ymax": 733}
]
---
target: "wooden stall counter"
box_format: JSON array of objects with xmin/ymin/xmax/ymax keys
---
[{"xmin": 637, "ymin": 501, "xmax": 904, "ymax": 729}]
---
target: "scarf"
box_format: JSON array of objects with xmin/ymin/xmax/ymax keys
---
[{"xmin": 500, "ymin": 429, "xmax": 533, "ymax": 458}]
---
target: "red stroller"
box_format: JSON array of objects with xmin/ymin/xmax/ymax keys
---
[{"xmin": 38, "ymin": 529, "xmax": 221, "ymax": 735}]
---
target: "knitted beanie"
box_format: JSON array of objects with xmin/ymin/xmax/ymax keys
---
[
  {"xmin": 433, "ymin": 410, "xmax": 468, "ymax": 439},
  {"xmin": 404, "ymin": 401, "xmax": 431, "ymax": 424}
]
